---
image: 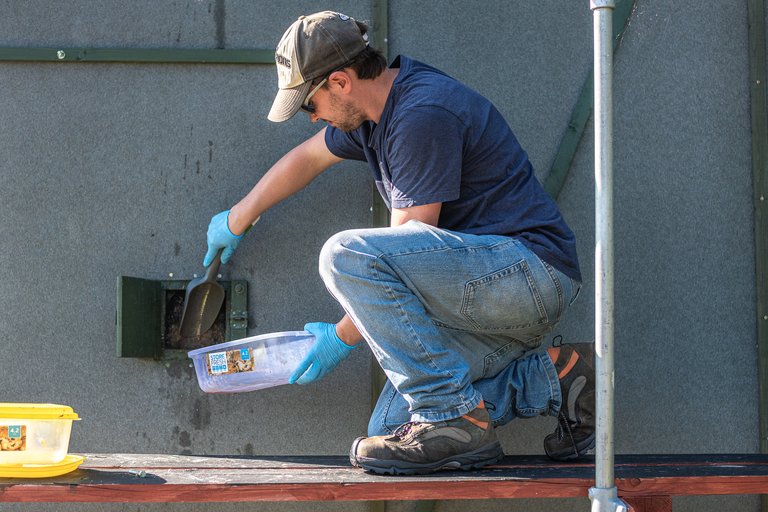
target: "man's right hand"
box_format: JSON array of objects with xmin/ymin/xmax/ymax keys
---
[{"xmin": 204, "ymin": 210, "xmax": 244, "ymax": 266}]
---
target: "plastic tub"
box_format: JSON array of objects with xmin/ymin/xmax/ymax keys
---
[
  {"xmin": 0, "ymin": 403, "xmax": 80, "ymax": 465},
  {"xmin": 188, "ymin": 331, "xmax": 315, "ymax": 393}
]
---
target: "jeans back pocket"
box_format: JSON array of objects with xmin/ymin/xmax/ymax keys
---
[{"xmin": 460, "ymin": 259, "xmax": 548, "ymax": 331}]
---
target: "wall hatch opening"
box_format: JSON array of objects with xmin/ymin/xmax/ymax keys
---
[{"xmin": 163, "ymin": 288, "xmax": 226, "ymax": 350}]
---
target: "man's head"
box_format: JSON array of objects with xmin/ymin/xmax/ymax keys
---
[{"xmin": 267, "ymin": 11, "xmax": 385, "ymax": 123}]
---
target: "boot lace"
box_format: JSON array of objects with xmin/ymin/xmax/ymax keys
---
[
  {"xmin": 555, "ymin": 411, "xmax": 578, "ymax": 452},
  {"xmin": 393, "ymin": 421, "xmax": 419, "ymax": 439}
]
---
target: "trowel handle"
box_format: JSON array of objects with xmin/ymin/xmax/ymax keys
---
[{"xmin": 205, "ymin": 248, "xmax": 223, "ymax": 281}]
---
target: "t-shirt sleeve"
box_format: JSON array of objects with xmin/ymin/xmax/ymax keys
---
[
  {"xmin": 324, "ymin": 126, "xmax": 367, "ymax": 161},
  {"xmin": 386, "ymin": 106, "xmax": 464, "ymax": 208}
]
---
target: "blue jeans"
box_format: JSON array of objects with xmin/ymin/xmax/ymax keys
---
[{"xmin": 318, "ymin": 221, "xmax": 580, "ymax": 435}]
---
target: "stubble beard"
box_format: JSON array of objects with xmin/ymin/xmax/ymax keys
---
[{"xmin": 328, "ymin": 94, "xmax": 366, "ymax": 133}]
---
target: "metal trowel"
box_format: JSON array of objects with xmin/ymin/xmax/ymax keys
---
[{"xmin": 179, "ymin": 248, "xmax": 225, "ymax": 337}]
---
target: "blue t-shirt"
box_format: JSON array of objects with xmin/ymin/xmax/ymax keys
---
[{"xmin": 325, "ymin": 55, "xmax": 581, "ymax": 282}]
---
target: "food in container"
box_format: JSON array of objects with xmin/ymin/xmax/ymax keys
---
[{"xmin": 0, "ymin": 403, "xmax": 80, "ymax": 466}]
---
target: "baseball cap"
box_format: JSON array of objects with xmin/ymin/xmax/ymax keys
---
[{"xmin": 267, "ymin": 11, "xmax": 369, "ymax": 122}]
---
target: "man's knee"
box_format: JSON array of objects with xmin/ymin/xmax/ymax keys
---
[{"xmin": 318, "ymin": 229, "xmax": 375, "ymax": 287}]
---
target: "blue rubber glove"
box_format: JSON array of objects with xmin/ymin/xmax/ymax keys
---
[
  {"xmin": 204, "ymin": 210, "xmax": 244, "ymax": 267},
  {"xmin": 289, "ymin": 322, "xmax": 357, "ymax": 385}
]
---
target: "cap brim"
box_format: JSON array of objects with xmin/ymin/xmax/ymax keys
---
[{"xmin": 267, "ymin": 81, "xmax": 312, "ymax": 122}]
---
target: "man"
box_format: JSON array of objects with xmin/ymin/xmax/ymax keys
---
[{"xmin": 203, "ymin": 11, "xmax": 595, "ymax": 475}]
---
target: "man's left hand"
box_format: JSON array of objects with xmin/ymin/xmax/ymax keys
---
[{"xmin": 289, "ymin": 322, "xmax": 357, "ymax": 385}]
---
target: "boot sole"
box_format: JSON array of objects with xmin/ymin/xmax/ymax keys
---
[{"xmin": 349, "ymin": 438, "xmax": 504, "ymax": 475}]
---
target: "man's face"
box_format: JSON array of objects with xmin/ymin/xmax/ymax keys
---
[{"xmin": 304, "ymin": 81, "xmax": 365, "ymax": 132}]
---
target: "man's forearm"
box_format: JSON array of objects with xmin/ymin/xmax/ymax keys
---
[{"xmin": 228, "ymin": 128, "xmax": 342, "ymax": 234}]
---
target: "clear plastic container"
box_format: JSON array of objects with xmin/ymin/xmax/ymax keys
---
[
  {"xmin": 0, "ymin": 403, "xmax": 79, "ymax": 465},
  {"xmin": 188, "ymin": 331, "xmax": 315, "ymax": 393}
]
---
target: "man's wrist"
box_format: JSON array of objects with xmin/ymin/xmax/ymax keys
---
[
  {"xmin": 228, "ymin": 206, "xmax": 259, "ymax": 236},
  {"xmin": 335, "ymin": 318, "xmax": 363, "ymax": 346}
]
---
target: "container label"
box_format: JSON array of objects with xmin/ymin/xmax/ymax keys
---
[
  {"xmin": 207, "ymin": 347, "xmax": 255, "ymax": 376},
  {"xmin": 208, "ymin": 352, "xmax": 228, "ymax": 374},
  {"xmin": 0, "ymin": 425, "xmax": 26, "ymax": 451}
]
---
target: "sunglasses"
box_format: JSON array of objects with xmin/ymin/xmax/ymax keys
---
[{"xmin": 300, "ymin": 77, "xmax": 328, "ymax": 114}]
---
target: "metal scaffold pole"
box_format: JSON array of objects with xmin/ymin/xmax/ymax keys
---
[{"xmin": 589, "ymin": 1, "xmax": 628, "ymax": 511}]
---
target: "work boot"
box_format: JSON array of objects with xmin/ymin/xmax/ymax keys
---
[
  {"xmin": 543, "ymin": 342, "xmax": 596, "ymax": 461},
  {"xmin": 349, "ymin": 401, "xmax": 504, "ymax": 475}
]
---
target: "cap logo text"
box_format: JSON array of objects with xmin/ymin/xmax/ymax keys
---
[{"xmin": 275, "ymin": 54, "xmax": 291, "ymax": 68}]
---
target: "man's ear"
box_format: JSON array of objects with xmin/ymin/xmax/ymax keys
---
[{"xmin": 328, "ymin": 70, "xmax": 354, "ymax": 94}]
